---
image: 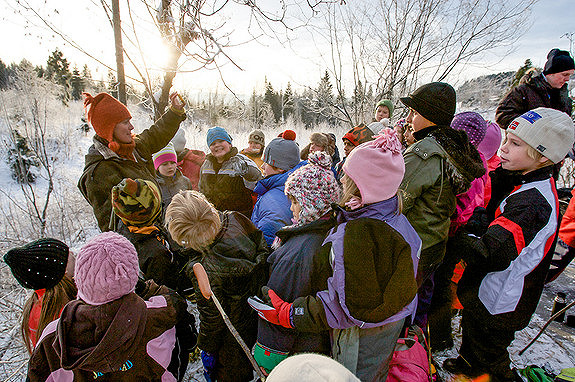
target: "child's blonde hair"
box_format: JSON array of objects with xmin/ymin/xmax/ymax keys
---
[
  {"xmin": 339, "ymin": 174, "xmax": 403, "ymax": 213},
  {"xmin": 165, "ymin": 190, "xmax": 222, "ymax": 251}
]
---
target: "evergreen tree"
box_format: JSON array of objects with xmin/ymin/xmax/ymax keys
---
[
  {"xmin": 0, "ymin": 59, "xmax": 8, "ymax": 89},
  {"xmin": 70, "ymin": 67, "xmax": 84, "ymax": 101},
  {"xmin": 316, "ymin": 70, "xmax": 335, "ymax": 125},
  {"xmin": 511, "ymin": 59, "xmax": 533, "ymax": 88},
  {"xmin": 46, "ymin": 48, "xmax": 71, "ymax": 87},
  {"xmin": 7, "ymin": 130, "xmax": 40, "ymax": 184},
  {"xmin": 283, "ymin": 82, "xmax": 295, "ymax": 120},
  {"xmin": 264, "ymin": 78, "xmax": 281, "ymax": 123}
]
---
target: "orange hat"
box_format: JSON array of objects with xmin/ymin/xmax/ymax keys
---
[{"xmin": 83, "ymin": 93, "xmax": 131, "ymax": 146}]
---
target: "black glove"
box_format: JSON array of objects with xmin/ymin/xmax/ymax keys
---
[{"xmin": 465, "ymin": 207, "xmax": 490, "ymax": 237}]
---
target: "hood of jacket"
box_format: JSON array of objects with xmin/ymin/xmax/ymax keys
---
[
  {"xmin": 427, "ymin": 127, "xmax": 486, "ymax": 195},
  {"xmin": 54, "ymin": 293, "xmax": 147, "ymax": 373},
  {"xmin": 178, "ymin": 148, "xmax": 206, "ymax": 165},
  {"xmin": 253, "ymin": 161, "xmax": 305, "ymax": 197}
]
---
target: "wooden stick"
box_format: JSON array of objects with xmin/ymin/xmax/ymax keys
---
[
  {"xmin": 519, "ymin": 299, "xmax": 575, "ymax": 355},
  {"xmin": 193, "ymin": 263, "xmax": 266, "ymax": 381}
]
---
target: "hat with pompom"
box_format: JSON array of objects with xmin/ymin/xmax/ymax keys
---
[
  {"xmin": 343, "ymin": 128, "xmax": 405, "ymax": 204},
  {"xmin": 263, "ymin": 133, "xmax": 300, "ymax": 171},
  {"xmin": 83, "ymin": 93, "xmax": 132, "ymax": 151},
  {"xmin": 4, "ymin": 238, "xmax": 69, "ymax": 290},
  {"xmin": 75, "ymin": 232, "xmax": 140, "ymax": 305},
  {"xmin": 285, "ymin": 151, "xmax": 340, "ymax": 225},
  {"xmin": 543, "ymin": 49, "xmax": 575, "ymax": 75}
]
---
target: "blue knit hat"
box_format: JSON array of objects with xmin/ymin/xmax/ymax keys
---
[{"xmin": 207, "ymin": 126, "xmax": 232, "ymax": 147}]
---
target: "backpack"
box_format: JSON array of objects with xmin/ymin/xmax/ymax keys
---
[{"xmin": 386, "ymin": 325, "xmax": 431, "ymax": 382}]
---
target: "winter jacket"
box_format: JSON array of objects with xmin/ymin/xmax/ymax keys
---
[
  {"xmin": 184, "ymin": 211, "xmax": 268, "ymax": 381},
  {"xmin": 496, "ymin": 72, "xmax": 573, "ymax": 130},
  {"xmin": 156, "ymin": 169, "xmax": 192, "ymax": 208},
  {"xmin": 399, "ymin": 126, "xmax": 485, "ymax": 273},
  {"xmin": 483, "ymin": 155, "xmax": 501, "ymax": 207},
  {"xmin": 290, "ymin": 198, "xmax": 421, "ymax": 332},
  {"xmin": 177, "ymin": 148, "xmax": 205, "ymax": 191},
  {"xmin": 559, "ymin": 188, "xmax": 575, "ymax": 248},
  {"xmin": 78, "ymin": 109, "xmax": 186, "ymax": 232},
  {"xmin": 251, "ymin": 161, "xmax": 305, "ymax": 246},
  {"xmin": 27, "ymin": 289, "xmax": 190, "ymax": 382},
  {"xmin": 116, "ymin": 222, "xmax": 181, "ymax": 291},
  {"xmin": 449, "ymin": 153, "xmax": 489, "ymax": 236},
  {"xmin": 199, "ymin": 147, "xmax": 262, "ymax": 218},
  {"xmin": 240, "ymin": 148, "xmax": 264, "ymax": 174},
  {"xmin": 457, "ymin": 166, "xmax": 559, "ymax": 331},
  {"xmin": 257, "ymin": 214, "xmax": 335, "ymax": 354}
]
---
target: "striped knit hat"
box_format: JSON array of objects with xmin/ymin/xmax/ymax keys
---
[
  {"xmin": 112, "ymin": 178, "xmax": 162, "ymax": 227},
  {"xmin": 153, "ymin": 142, "xmax": 178, "ymax": 170},
  {"xmin": 4, "ymin": 238, "xmax": 69, "ymax": 290}
]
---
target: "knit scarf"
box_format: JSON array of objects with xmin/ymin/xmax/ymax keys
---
[{"xmin": 109, "ymin": 137, "xmax": 136, "ymax": 161}]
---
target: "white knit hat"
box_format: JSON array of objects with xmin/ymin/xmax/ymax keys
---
[
  {"xmin": 267, "ymin": 353, "xmax": 360, "ymax": 382},
  {"xmin": 507, "ymin": 107, "xmax": 575, "ymax": 164}
]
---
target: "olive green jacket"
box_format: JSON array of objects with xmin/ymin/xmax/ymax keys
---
[
  {"xmin": 78, "ymin": 109, "xmax": 186, "ymax": 231},
  {"xmin": 399, "ymin": 128, "xmax": 485, "ymax": 272}
]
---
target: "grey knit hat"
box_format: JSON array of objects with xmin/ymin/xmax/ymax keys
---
[
  {"xmin": 263, "ymin": 135, "xmax": 300, "ymax": 171},
  {"xmin": 248, "ymin": 129, "xmax": 266, "ymax": 146},
  {"xmin": 507, "ymin": 107, "xmax": 575, "ymax": 164}
]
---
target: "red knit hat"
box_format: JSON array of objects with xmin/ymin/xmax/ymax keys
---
[{"xmin": 83, "ymin": 92, "xmax": 132, "ymax": 149}]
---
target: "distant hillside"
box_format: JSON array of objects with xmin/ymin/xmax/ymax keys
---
[{"xmin": 457, "ymin": 71, "xmax": 514, "ymax": 110}]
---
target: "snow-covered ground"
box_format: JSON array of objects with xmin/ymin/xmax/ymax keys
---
[{"xmin": 0, "ymin": 94, "xmax": 574, "ymax": 381}]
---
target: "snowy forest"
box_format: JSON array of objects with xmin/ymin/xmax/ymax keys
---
[{"xmin": 1, "ymin": 0, "xmax": 575, "ymax": 380}]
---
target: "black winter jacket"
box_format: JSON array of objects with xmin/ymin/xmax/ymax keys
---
[
  {"xmin": 496, "ymin": 73, "xmax": 572, "ymax": 129},
  {"xmin": 257, "ymin": 214, "xmax": 335, "ymax": 354},
  {"xmin": 184, "ymin": 211, "xmax": 269, "ymax": 355}
]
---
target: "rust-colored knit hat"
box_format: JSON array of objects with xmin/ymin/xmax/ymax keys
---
[{"xmin": 83, "ymin": 92, "xmax": 132, "ymax": 148}]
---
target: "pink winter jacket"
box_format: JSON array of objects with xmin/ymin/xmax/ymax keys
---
[{"xmin": 449, "ymin": 153, "xmax": 489, "ymax": 236}]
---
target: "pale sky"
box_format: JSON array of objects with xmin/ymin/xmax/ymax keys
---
[{"xmin": 1, "ymin": 0, "xmax": 574, "ymax": 99}]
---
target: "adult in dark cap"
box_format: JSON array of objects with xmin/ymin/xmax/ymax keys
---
[
  {"xmin": 4, "ymin": 238, "xmax": 77, "ymax": 354},
  {"xmin": 398, "ymin": 82, "xmax": 485, "ymax": 327},
  {"xmin": 496, "ymin": 48, "xmax": 574, "ymax": 130}
]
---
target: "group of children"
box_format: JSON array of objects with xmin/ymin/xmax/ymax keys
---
[{"xmin": 4, "ymin": 79, "xmax": 575, "ymax": 382}]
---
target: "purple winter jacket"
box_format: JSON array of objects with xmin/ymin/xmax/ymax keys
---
[{"xmin": 291, "ymin": 197, "xmax": 421, "ymax": 331}]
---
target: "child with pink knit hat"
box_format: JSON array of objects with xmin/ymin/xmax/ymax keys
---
[
  {"xmin": 251, "ymin": 129, "xmax": 421, "ymax": 381},
  {"xmin": 27, "ymin": 232, "xmax": 195, "ymax": 381}
]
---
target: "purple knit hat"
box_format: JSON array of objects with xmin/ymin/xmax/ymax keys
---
[
  {"xmin": 477, "ymin": 121, "xmax": 502, "ymax": 160},
  {"xmin": 284, "ymin": 151, "xmax": 340, "ymax": 226},
  {"xmin": 75, "ymin": 232, "xmax": 140, "ymax": 305},
  {"xmin": 450, "ymin": 112, "xmax": 487, "ymax": 148},
  {"xmin": 343, "ymin": 128, "xmax": 405, "ymax": 205}
]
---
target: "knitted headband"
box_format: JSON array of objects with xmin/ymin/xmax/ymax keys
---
[
  {"xmin": 4, "ymin": 238, "xmax": 69, "ymax": 290},
  {"xmin": 83, "ymin": 93, "xmax": 132, "ymax": 146}
]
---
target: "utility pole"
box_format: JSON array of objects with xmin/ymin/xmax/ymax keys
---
[{"xmin": 112, "ymin": 0, "xmax": 127, "ymax": 105}]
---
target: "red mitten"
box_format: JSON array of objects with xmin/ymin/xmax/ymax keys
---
[{"xmin": 267, "ymin": 288, "xmax": 294, "ymax": 329}]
